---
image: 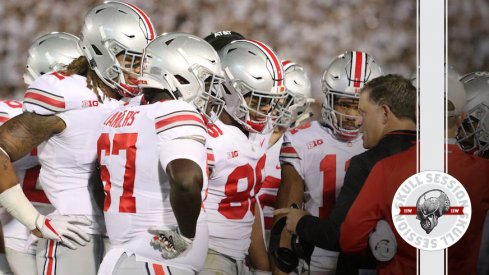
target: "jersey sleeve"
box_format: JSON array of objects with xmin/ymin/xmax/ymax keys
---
[
  {"xmin": 279, "ymin": 132, "xmax": 305, "ymax": 179},
  {"xmin": 0, "ymin": 110, "xmax": 9, "ymax": 126},
  {"xmin": 155, "ymin": 100, "xmax": 207, "ymax": 172},
  {"xmin": 22, "ymin": 74, "xmax": 67, "ymax": 115},
  {"xmin": 154, "ymin": 101, "xmax": 207, "ymax": 141},
  {"xmin": 0, "ymin": 101, "xmax": 24, "ymax": 126}
]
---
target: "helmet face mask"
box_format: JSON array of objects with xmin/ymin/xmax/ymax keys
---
[
  {"xmin": 190, "ymin": 63, "xmax": 226, "ymax": 121},
  {"xmin": 224, "ymin": 76, "xmax": 288, "ymax": 134},
  {"xmin": 457, "ymin": 71, "xmax": 489, "ymax": 155},
  {"xmin": 111, "ymin": 48, "xmax": 144, "ymax": 96},
  {"xmin": 220, "ymin": 40, "xmax": 288, "ymax": 134},
  {"xmin": 457, "ymin": 103, "xmax": 489, "ymax": 154},
  {"xmin": 321, "ymin": 90, "xmax": 361, "ymax": 140},
  {"xmin": 138, "ymin": 33, "xmax": 225, "ymax": 122},
  {"xmin": 246, "ymin": 87, "xmax": 288, "ymax": 130},
  {"xmin": 320, "ymin": 51, "xmax": 382, "ymax": 141},
  {"xmin": 276, "ymin": 61, "xmax": 314, "ymax": 128},
  {"xmin": 80, "ymin": 1, "xmax": 155, "ymax": 98}
]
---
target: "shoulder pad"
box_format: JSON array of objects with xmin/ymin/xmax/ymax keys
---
[{"xmin": 23, "ymin": 72, "xmax": 98, "ymax": 115}]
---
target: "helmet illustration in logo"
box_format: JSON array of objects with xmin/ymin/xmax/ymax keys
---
[{"xmin": 416, "ymin": 189, "xmax": 450, "ymax": 234}]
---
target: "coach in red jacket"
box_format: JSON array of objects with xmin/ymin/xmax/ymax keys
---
[{"xmin": 340, "ymin": 74, "xmax": 489, "ymax": 275}]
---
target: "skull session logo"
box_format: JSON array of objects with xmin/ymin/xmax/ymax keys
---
[{"xmin": 392, "ymin": 171, "xmax": 471, "ymax": 251}]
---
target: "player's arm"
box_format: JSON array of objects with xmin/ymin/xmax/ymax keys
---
[
  {"xmin": 0, "ymin": 113, "xmax": 92, "ymax": 248},
  {"xmin": 150, "ymin": 103, "xmax": 207, "ymax": 258},
  {"xmin": 249, "ymin": 201, "xmax": 271, "ymax": 273},
  {"xmin": 340, "ymin": 161, "xmax": 385, "ymax": 253},
  {"xmin": 166, "ymin": 157, "xmax": 203, "ymax": 238},
  {"xmin": 275, "ymin": 164, "xmax": 305, "ymax": 213},
  {"xmin": 0, "ymin": 112, "xmax": 64, "ymax": 193},
  {"xmin": 0, "ymin": 112, "xmax": 65, "ymax": 166},
  {"xmin": 151, "ymin": 136, "xmax": 206, "ymax": 259},
  {"xmin": 294, "ymin": 156, "xmax": 368, "ymax": 251},
  {"xmin": 271, "ymin": 163, "xmax": 305, "ymax": 275}
]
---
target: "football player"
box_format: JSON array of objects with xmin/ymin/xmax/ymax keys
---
[
  {"xmin": 457, "ymin": 72, "xmax": 489, "ymax": 275},
  {"xmin": 256, "ymin": 60, "xmax": 314, "ymax": 249},
  {"xmin": 0, "ymin": 32, "xmax": 81, "ymax": 275},
  {"xmin": 0, "ymin": 2, "xmax": 155, "ymax": 274},
  {"xmin": 200, "ymin": 40, "xmax": 289, "ymax": 275},
  {"xmin": 273, "ymin": 51, "xmax": 381, "ymax": 274},
  {"xmin": 96, "ymin": 32, "xmax": 224, "ymax": 275}
]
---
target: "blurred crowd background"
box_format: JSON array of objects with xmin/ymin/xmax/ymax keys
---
[{"xmin": 0, "ymin": 0, "xmax": 486, "ymax": 101}]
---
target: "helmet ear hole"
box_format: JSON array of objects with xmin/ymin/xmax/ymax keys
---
[
  {"xmin": 91, "ymin": 45, "xmax": 103, "ymax": 56},
  {"xmin": 174, "ymin": 75, "xmax": 190, "ymax": 85}
]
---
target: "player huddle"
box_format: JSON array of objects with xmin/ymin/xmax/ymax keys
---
[{"xmin": 0, "ymin": 1, "xmax": 487, "ymax": 275}]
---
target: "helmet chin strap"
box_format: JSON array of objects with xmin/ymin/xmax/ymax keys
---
[
  {"xmin": 333, "ymin": 123, "xmax": 359, "ymax": 141},
  {"xmin": 246, "ymin": 119, "xmax": 266, "ymax": 133},
  {"xmin": 117, "ymin": 82, "xmax": 141, "ymax": 97}
]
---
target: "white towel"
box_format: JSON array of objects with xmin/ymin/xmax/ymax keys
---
[{"xmin": 368, "ymin": 220, "xmax": 397, "ymax": 262}]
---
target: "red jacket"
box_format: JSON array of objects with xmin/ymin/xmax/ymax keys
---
[{"xmin": 340, "ymin": 144, "xmax": 489, "ymax": 275}]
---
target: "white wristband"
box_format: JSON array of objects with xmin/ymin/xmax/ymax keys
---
[{"xmin": 0, "ymin": 184, "xmax": 39, "ymax": 230}]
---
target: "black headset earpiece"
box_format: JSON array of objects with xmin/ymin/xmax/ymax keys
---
[{"xmin": 268, "ymin": 217, "xmax": 299, "ymax": 273}]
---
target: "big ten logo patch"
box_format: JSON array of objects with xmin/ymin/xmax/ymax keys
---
[
  {"xmin": 392, "ymin": 171, "xmax": 471, "ymax": 251},
  {"xmin": 227, "ymin": 150, "xmax": 239, "ymax": 159},
  {"xmin": 307, "ymin": 139, "xmax": 323, "ymax": 149},
  {"xmin": 82, "ymin": 100, "xmax": 99, "ymax": 108}
]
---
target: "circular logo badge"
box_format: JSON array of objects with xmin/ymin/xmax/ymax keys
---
[{"xmin": 391, "ymin": 170, "xmax": 471, "ymax": 251}]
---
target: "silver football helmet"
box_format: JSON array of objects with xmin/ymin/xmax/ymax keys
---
[
  {"xmin": 219, "ymin": 40, "xmax": 288, "ymax": 134},
  {"xmin": 277, "ymin": 60, "xmax": 315, "ymax": 128},
  {"xmin": 321, "ymin": 51, "xmax": 382, "ymax": 141},
  {"xmin": 458, "ymin": 72, "xmax": 489, "ymax": 155},
  {"xmin": 24, "ymin": 32, "xmax": 82, "ymax": 85},
  {"xmin": 80, "ymin": 1, "xmax": 155, "ymax": 97},
  {"xmin": 139, "ymin": 32, "xmax": 225, "ymax": 121}
]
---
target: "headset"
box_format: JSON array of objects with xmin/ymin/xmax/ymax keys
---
[{"xmin": 268, "ymin": 205, "xmax": 314, "ymax": 273}]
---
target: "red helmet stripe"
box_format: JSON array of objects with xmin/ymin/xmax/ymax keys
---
[
  {"xmin": 282, "ymin": 60, "xmax": 295, "ymax": 72},
  {"xmin": 126, "ymin": 3, "xmax": 155, "ymax": 40},
  {"xmin": 249, "ymin": 40, "xmax": 284, "ymax": 87},
  {"xmin": 352, "ymin": 51, "xmax": 365, "ymax": 88}
]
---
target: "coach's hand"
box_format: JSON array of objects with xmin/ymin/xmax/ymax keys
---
[
  {"xmin": 33, "ymin": 215, "xmax": 92, "ymax": 249},
  {"xmin": 273, "ymin": 208, "xmax": 308, "ymax": 235},
  {"xmin": 149, "ymin": 227, "xmax": 193, "ymax": 259}
]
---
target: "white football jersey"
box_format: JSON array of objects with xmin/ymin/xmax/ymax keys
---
[
  {"xmin": 98, "ymin": 100, "xmax": 209, "ymax": 272},
  {"xmin": 22, "ymin": 72, "xmax": 121, "ymax": 234},
  {"xmin": 0, "ymin": 100, "xmax": 23, "ymax": 126},
  {"xmin": 0, "ymin": 100, "xmax": 54, "ymax": 254},
  {"xmin": 257, "ymin": 135, "xmax": 283, "ymax": 246},
  {"xmin": 204, "ymin": 119, "xmax": 269, "ymax": 260},
  {"xmin": 280, "ymin": 121, "xmax": 365, "ymax": 271}
]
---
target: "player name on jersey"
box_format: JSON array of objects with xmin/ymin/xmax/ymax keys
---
[{"xmin": 103, "ymin": 110, "xmax": 140, "ymax": 128}]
